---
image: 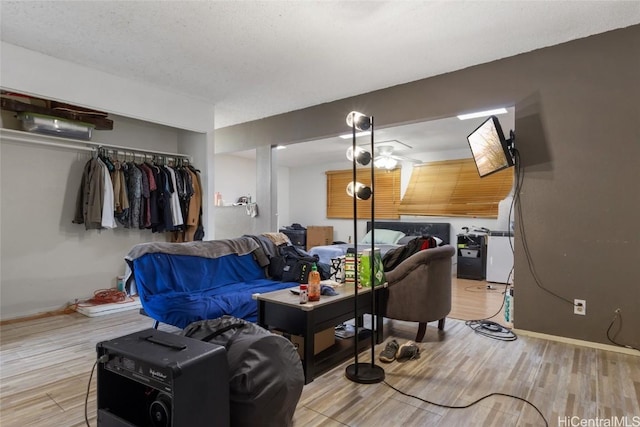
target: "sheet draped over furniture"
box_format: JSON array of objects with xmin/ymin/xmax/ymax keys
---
[
  {"xmin": 309, "ymin": 222, "xmax": 451, "ymax": 265},
  {"xmin": 125, "ymin": 237, "xmax": 296, "ymax": 328},
  {"xmin": 126, "ymin": 236, "xmax": 261, "ymax": 261}
]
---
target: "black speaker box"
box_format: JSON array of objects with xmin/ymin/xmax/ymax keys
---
[{"xmin": 96, "ymin": 328, "xmax": 229, "ymax": 427}]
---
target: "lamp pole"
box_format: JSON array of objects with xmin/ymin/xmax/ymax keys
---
[
  {"xmin": 351, "ymin": 112, "xmax": 360, "ymax": 376},
  {"xmin": 345, "ymin": 112, "xmax": 385, "ymax": 384}
]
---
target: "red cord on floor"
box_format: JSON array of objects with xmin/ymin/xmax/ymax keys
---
[{"xmin": 69, "ymin": 289, "xmax": 134, "ymax": 310}]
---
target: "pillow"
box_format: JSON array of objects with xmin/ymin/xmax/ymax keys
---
[{"xmin": 361, "ymin": 229, "xmax": 406, "ymax": 245}]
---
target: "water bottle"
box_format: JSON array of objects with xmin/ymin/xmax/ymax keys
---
[{"xmin": 504, "ymin": 287, "xmax": 511, "ymax": 322}]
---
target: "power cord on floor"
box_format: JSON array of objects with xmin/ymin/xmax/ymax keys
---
[
  {"xmin": 85, "ymin": 354, "xmax": 108, "ymax": 427},
  {"xmin": 606, "ymin": 309, "xmax": 640, "ymax": 351},
  {"xmin": 462, "ymin": 277, "xmax": 517, "ymax": 341},
  {"xmin": 464, "ymin": 319, "xmax": 517, "ymax": 341},
  {"xmin": 383, "ymin": 380, "xmax": 548, "ymax": 427}
]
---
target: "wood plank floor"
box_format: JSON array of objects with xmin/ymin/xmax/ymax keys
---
[{"xmin": 1, "ymin": 278, "xmax": 638, "ymax": 426}]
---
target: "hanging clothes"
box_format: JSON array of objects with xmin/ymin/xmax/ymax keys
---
[
  {"xmin": 150, "ymin": 164, "xmax": 166, "ymax": 233},
  {"xmin": 170, "ymin": 165, "xmax": 195, "ymax": 242},
  {"xmin": 73, "ymin": 151, "xmax": 197, "ymax": 236},
  {"xmin": 164, "ymin": 165, "xmax": 184, "ymax": 228},
  {"xmin": 137, "ymin": 163, "xmax": 150, "ymax": 229},
  {"xmin": 158, "ymin": 165, "xmax": 174, "ymax": 232},
  {"xmin": 97, "ymin": 158, "xmax": 117, "ymax": 229},
  {"xmin": 178, "ymin": 166, "xmax": 194, "ymax": 224},
  {"xmin": 126, "ymin": 161, "xmax": 143, "ymax": 229},
  {"xmin": 73, "ymin": 157, "xmax": 104, "ymax": 230},
  {"xmin": 185, "ymin": 166, "xmax": 202, "ymax": 241},
  {"xmin": 112, "ymin": 161, "xmax": 129, "ymax": 224},
  {"xmin": 143, "ymin": 162, "xmax": 160, "ymax": 228}
]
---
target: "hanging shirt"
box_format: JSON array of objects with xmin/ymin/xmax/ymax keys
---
[
  {"xmin": 185, "ymin": 167, "xmax": 202, "ymax": 241},
  {"xmin": 111, "ymin": 162, "xmax": 129, "ymax": 215},
  {"xmin": 156, "ymin": 166, "xmax": 174, "ymax": 232},
  {"xmin": 164, "ymin": 165, "xmax": 184, "ymax": 227},
  {"xmin": 98, "ymin": 158, "xmax": 117, "ymax": 229},
  {"xmin": 137, "ymin": 164, "xmax": 150, "ymax": 229},
  {"xmin": 126, "ymin": 162, "xmax": 143, "ymax": 229},
  {"xmin": 141, "ymin": 163, "xmax": 159, "ymax": 227}
]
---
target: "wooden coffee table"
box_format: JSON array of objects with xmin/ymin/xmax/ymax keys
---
[{"xmin": 254, "ymin": 283, "xmax": 385, "ymax": 384}]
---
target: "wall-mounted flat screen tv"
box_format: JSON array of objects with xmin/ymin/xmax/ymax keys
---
[{"xmin": 467, "ymin": 115, "xmax": 514, "ymax": 177}]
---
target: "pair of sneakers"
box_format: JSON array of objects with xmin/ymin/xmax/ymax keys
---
[{"xmin": 379, "ymin": 339, "xmax": 420, "ymax": 363}]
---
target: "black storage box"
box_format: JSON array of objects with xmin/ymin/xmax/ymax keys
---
[{"xmin": 279, "ymin": 228, "xmax": 306, "ymax": 248}]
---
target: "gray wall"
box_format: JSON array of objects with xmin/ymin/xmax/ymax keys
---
[
  {"xmin": 215, "ymin": 25, "xmax": 640, "ymax": 348},
  {"xmin": 0, "ymin": 115, "xmax": 180, "ymax": 318},
  {"xmin": 1, "ymin": 43, "xmax": 216, "ymax": 319}
]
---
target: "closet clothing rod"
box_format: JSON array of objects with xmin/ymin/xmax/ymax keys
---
[
  {"xmin": 95, "ymin": 142, "xmax": 191, "ymax": 161},
  {"xmin": 1, "ymin": 128, "xmax": 192, "ymax": 160},
  {"xmin": 2, "ymin": 134, "xmax": 95, "ymax": 152}
]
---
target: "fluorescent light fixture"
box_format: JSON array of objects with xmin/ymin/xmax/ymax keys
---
[
  {"xmin": 339, "ymin": 131, "xmax": 371, "ymax": 139},
  {"xmin": 457, "ymin": 108, "xmax": 508, "ymax": 121},
  {"xmin": 275, "ymin": 145, "xmax": 287, "ymax": 150}
]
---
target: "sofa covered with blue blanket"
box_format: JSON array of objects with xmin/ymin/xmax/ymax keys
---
[{"xmin": 125, "ymin": 235, "xmax": 300, "ymax": 328}]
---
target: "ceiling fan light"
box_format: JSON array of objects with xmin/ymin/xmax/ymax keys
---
[
  {"xmin": 346, "ymin": 111, "xmax": 371, "ymax": 131},
  {"xmin": 384, "ymin": 158, "xmax": 398, "ymax": 169},
  {"xmin": 375, "ymin": 157, "xmax": 398, "ymax": 169}
]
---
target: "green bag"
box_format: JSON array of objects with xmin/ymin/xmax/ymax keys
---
[{"xmin": 359, "ymin": 248, "xmax": 385, "ymax": 287}]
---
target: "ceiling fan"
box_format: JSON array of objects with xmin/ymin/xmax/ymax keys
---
[{"xmin": 370, "ymin": 140, "xmax": 422, "ymax": 169}]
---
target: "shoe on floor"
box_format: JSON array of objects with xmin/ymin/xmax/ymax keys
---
[
  {"xmin": 396, "ymin": 341, "xmax": 420, "ymax": 361},
  {"xmin": 379, "ymin": 339, "xmax": 400, "ymax": 363}
]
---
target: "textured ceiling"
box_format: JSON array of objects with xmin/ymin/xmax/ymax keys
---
[{"xmin": 1, "ymin": 1, "xmax": 639, "ymax": 129}]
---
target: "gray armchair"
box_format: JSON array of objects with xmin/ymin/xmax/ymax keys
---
[{"xmin": 383, "ymin": 245, "xmax": 456, "ymax": 342}]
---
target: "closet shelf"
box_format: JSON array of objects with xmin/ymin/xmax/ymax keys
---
[
  {"xmin": 0, "ymin": 128, "xmax": 192, "ymax": 161},
  {"xmin": 1, "ymin": 97, "xmax": 114, "ymax": 130}
]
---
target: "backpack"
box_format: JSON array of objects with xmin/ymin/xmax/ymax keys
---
[{"xmin": 268, "ymin": 245, "xmax": 320, "ymax": 283}]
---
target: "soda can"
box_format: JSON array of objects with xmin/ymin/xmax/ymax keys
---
[{"xmin": 299, "ymin": 284, "xmax": 308, "ymax": 304}]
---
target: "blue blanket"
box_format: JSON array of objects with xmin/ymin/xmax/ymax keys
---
[{"xmin": 132, "ymin": 252, "xmax": 296, "ymax": 328}]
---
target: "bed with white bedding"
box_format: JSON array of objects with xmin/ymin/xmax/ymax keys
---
[{"xmin": 309, "ymin": 221, "xmax": 451, "ymax": 265}]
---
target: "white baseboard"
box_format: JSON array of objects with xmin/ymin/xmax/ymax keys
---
[{"xmin": 514, "ymin": 328, "xmax": 639, "ymax": 356}]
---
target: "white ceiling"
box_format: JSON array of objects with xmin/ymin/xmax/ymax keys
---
[{"xmin": 1, "ymin": 1, "xmax": 638, "ymax": 131}]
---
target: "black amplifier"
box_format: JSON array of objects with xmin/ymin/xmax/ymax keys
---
[{"xmin": 96, "ymin": 328, "xmax": 229, "ymax": 427}]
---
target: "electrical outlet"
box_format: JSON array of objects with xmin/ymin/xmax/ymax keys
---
[{"xmin": 574, "ymin": 299, "xmax": 586, "ymax": 315}]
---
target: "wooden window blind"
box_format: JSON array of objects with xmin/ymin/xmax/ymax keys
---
[
  {"xmin": 326, "ymin": 168, "xmax": 401, "ymax": 219},
  {"xmin": 398, "ymin": 158, "xmax": 513, "ymax": 218}
]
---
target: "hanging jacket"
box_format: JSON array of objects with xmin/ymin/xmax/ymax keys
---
[{"xmin": 73, "ymin": 158, "xmax": 105, "ymax": 230}]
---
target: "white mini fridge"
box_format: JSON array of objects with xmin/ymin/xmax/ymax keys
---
[{"xmin": 487, "ymin": 231, "xmax": 514, "ymax": 284}]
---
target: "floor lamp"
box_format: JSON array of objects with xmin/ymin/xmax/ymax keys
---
[{"xmin": 344, "ymin": 111, "xmax": 385, "ymax": 384}]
